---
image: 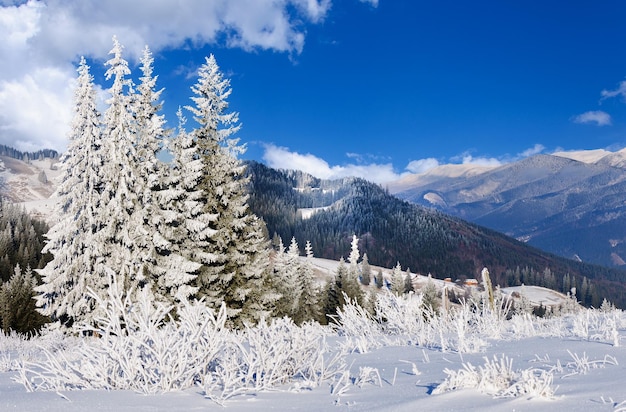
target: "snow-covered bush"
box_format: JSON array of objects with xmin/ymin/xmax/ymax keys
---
[
  {"xmin": 16, "ymin": 275, "xmax": 229, "ymax": 393},
  {"xmin": 333, "ymin": 294, "xmax": 385, "ymax": 353},
  {"xmin": 433, "ymin": 355, "xmax": 556, "ymax": 399},
  {"xmin": 374, "ymin": 291, "xmax": 436, "ymax": 347},
  {"xmin": 16, "ymin": 273, "xmax": 349, "ymax": 403},
  {"xmin": 201, "ymin": 318, "xmax": 345, "ymax": 404}
]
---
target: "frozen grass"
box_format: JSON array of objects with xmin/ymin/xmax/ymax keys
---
[{"xmin": 3, "ymin": 287, "xmax": 626, "ymax": 410}]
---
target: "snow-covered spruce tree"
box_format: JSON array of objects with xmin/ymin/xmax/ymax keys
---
[
  {"xmin": 95, "ymin": 36, "xmax": 145, "ymax": 296},
  {"xmin": 35, "ymin": 57, "xmax": 106, "ymax": 327},
  {"xmin": 1, "ymin": 264, "xmax": 48, "ymax": 334},
  {"xmin": 360, "ymin": 253, "xmax": 371, "ymax": 286},
  {"xmin": 421, "ymin": 275, "xmax": 440, "ymax": 312},
  {"xmin": 130, "ymin": 47, "xmax": 198, "ymax": 303},
  {"xmin": 404, "ymin": 268, "xmax": 414, "ymax": 294},
  {"xmin": 345, "ymin": 234, "xmax": 364, "ymax": 306},
  {"xmin": 390, "ymin": 262, "xmax": 405, "ymax": 295},
  {"xmin": 325, "ymin": 255, "xmax": 364, "ymax": 322},
  {"xmin": 294, "ymin": 240, "xmax": 322, "ymax": 324},
  {"xmin": 185, "ymin": 55, "xmax": 275, "ymax": 327},
  {"xmin": 274, "ymin": 237, "xmax": 302, "ymax": 319}
]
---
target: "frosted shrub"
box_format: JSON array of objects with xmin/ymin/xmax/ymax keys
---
[
  {"xmin": 201, "ymin": 318, "xmax": 347, "ymax": 404},
  {"xmin": 433, "ymin": 355, "xmax": 556, "ymax": 399},
  {"xmin": 446, "ymin": 302, "xmax": 487, "ymax": 353},
  {"xmin": 333, "ymin": 294, "xmax": 385, "ymax": 353},
  {"xmin": 0, "ymin": 352, "xmax": 15, "ymax": 372},
  {"xmin": 563, "ymin": 350, "xmax": 618, "ymax": 378},
  {"xmin": 568, "ymin": 308, "xmax": 624, "ymax": 345},
  {"xmin": 16, "ymin": 276, "xmax": 229, "ymax": 394},
  {"xmin": 374, "ymin": 292, "xmax": 436, "ymax": 347},
  {"xmin": 466, "ymin": 291, "xmax": 512, "ymax": 339},
  {"xmin": 241, "ymin": 318, "xmax": 329, "ymax": 388}
]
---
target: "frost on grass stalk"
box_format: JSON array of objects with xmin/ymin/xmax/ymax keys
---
[
  {"xmin": 333, "ymin": 293, "xmax": 385, "ymax": 353},
  {"xmin": 16, "ymin": 273, "xmax": 229, "ymax": 394},
  {"xmin": 201, "ymin": 318, "xmax": 348, "ymax": 405},
  {"xmin": 433, "ymin": 355, "xmax": 556, "ymax": 399},
  {"xmin": 374, "ymin": 291, "xmax": 436, "ymax": 347}
]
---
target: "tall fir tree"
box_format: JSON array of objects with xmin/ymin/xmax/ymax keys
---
[
  {"xmin": 185, "ymin": 55, "xmax": 275, "ymax": 327},
  {"xmin": 35, "ymin": 57, "xmax": 105, "ymax": 326},
  {"xmin": 130, "ymin": 47, "xmax": 198, "ymax": 303},
  {"xmin": 97, "ymin": 36, "xmax": 144, "ymax": 292},
  {"xmin": 274, "ymin": 237, "xmax": 302, "ymax": 318}
]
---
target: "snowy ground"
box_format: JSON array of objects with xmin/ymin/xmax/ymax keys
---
[
  {"xmin": 2, "ymin": 299, "xmax": 625, "ymax": 412},
  {"xmin": 2, "ymin": 334, "xmax": 626, "ymax": 411}
]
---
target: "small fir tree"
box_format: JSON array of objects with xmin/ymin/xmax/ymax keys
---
[
  {"xmin": 375, "ymin": 268, "xmax": 384, "ymax": 289},
  {"xmin": 2, "ymin": 265, "xmax": 48, "ymax": 334},
  {"xmin": 390, "ymin": 262, "xmax": 405, "ymax": 295},
  {"xmin": 360, "ymin": 253, "xmax": 371, "ymax": 286}
]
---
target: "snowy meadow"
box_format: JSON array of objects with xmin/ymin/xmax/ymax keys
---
[{"xmin": 2, "ymin": 288, "xmax": 626, "ymax": 411}]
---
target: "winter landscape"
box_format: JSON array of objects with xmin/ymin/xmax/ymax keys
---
[
  {"xmin": 4, "ymin": 1, "xmax": 626, "ymax": 411},
  {"xmin": 1, "ymin": 270, "xmax": 626, "ymax": 411}
]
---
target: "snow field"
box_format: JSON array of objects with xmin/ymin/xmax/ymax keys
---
[{"xmin": 1, "ymin": 287, "xmax": 625, "ymax": 411}]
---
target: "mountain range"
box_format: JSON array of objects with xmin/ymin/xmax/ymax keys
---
[
  {"xmin": 3, "ymin": 146, "xmax": 626, "ymax": 307},
  {"xmin": 245, "ymin": 161, "xmax": 626, "ymax": 308},
  {"xmin": 388, "ymin": 149, "xmax": 626, "ymax": 268}
]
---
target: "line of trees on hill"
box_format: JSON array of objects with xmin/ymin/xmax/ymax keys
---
[
  {"xmin": 0, "ymin": 144, "xmax": 58, "ymax": 162},
  {"xmin": 246, "ymin": 161, "xmax": 626, "ymax": 308}
]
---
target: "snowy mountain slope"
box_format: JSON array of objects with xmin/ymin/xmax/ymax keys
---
[
  {"xmin": 0, "ymin": 155, "xmax": 62, "ymax": 222},
  {"xmin": 390, "ymin": 151, "xmax": 626, "ymax": 267}
]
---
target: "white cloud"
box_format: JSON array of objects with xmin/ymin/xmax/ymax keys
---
[
  {"xmin": 360, "ymin": 0, "xmax": 379, "ymax": 6},
  {"xmin": 261, "ymin": 142, "xmax": 551, "ymax": 184},
  {"xmin": 405, "ymin": 158, "xmax": 439, "ymax": 174},
  {"xmin": 571, "ymin": 110, "xmax": 612, "ymax": 126},
  {"xmin": 450, "ymin": 151, "xmax": 502, "ymax": 167},
  {"xmin": 262, "ymin": 144, "xmax": 403, "ymax": 184},
  {"xmin": 0, "ymin": 0, "xmax": 335, "ymax": 152},
  {"xmin": 601, "ymin": 80, "xmax": 626, "ymax": 101},
  {"xmin": 517, "ymin": 143, "xmax": 545, "ymax": 158}
]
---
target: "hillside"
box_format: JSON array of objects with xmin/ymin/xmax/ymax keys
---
[
  {"xmin": 389, "ymin": 151, "xmax": 626, "ymax": 268},
  {"xmin": 246, "ymin": 161, "xmax": 626, "ymax": 308}
]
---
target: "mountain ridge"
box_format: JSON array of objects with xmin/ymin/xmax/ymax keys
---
[{"xmin": 389, "ymin": 150, "xmax": 626, "ymax": 267}]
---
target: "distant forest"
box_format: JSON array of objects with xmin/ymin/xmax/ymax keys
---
[
  {"xmin": 246, "ymin": 161, "xmax": 626, "ymax": 308},
  {"xmin": 0, "ymin": 144, "xmax": 59, "ymax": 162}
]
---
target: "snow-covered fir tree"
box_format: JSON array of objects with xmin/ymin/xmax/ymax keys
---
[
  {"xmin": 130, "ymin": 47, "xmax": 198, "ymax": 303},
  {"xmin": 345, "ymin": 235, "xmax": 364, "ymax": 306},
  {"xmin": 390, "ymin": 262, "xmax": 405, "ymax": 295},
  {"xmin": 35, "ymin": 57, "xmax": 105, "ymax": 327},
  {"xmin": 185, "ymin": 55, "xmax": 275, "ymax": 327},
  {"xmin": 274, "ymin": 237, "xmax": 302, "ymax": 319},
  {"xmin": 403, "ymin": 268, "xmax": 414, "ymax": 294},
  {"xmin": 360, "ymin": 253, "xmax": 371, "ymax": 286},
  {"xmin": 2, "ymin": 264, "xmax": 47, "ymax": 333},
  {"xmin": 421, "ymin": 275, "xmax": 440, "ymax": 312},
  {"xmin": 293, "ymin": 240, "xmax": 322, "ymax": 324},
  {"xmin": 97, "ymin": 36, "xmax": 144, "ymax": 290}
]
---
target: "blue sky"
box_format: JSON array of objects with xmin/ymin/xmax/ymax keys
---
[{"xmin": 3, "ymin": 1, "xmax": 626, "ymax": 183}]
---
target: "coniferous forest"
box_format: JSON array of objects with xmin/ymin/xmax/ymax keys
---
[{"xmin": 246, "ymin": 161, "xmax": 626, "ymax": 308}]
